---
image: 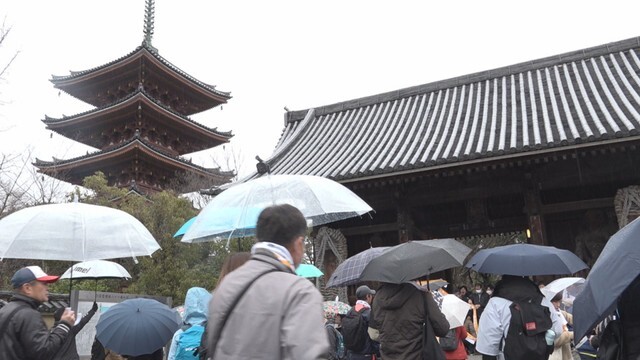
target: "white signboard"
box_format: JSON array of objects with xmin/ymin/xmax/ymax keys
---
[{"xmin": 70, "ymin": 290, "xmax": 172, "ymax": 360}]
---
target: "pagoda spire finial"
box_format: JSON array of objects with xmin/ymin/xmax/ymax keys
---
[{"xmin": 142, "ymin": 0, "xmax": 157, "ymax": 51}]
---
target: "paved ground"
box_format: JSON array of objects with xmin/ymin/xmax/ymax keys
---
[{"xmin": 469, "ymin": 354, "xmax": 482, "ymax": 360}]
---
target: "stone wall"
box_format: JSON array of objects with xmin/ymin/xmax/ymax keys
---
[{"xmin": 312, "ymin": 227, "xmax": 348, "ymax": 303}]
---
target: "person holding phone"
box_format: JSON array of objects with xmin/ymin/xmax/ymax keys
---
[{"xmin": 0, "ymin": 266, "xmax": 76, "ymax": 359}]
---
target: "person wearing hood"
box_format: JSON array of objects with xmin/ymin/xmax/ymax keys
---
[
  {"xmin": 370, "ymin": 281, "xmax": 449, "ymax": 360},
  {"xmin": 168, "ymin": 287, "xmax": 212, "ymax": 360}
]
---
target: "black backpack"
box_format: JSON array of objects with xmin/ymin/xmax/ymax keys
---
[
  {"xmin": 438, "ymin": 328, "xmax": 458, "ymax": 351},
  {"xmin": 502, "ymin": 298, "xmax": 553, "ymax": 360},
  {"xmin": 342, "ymin": 307, "xmax": 369, "ymax": 352},
  {"xmin": 596, "ymin": 319, "xmax": 623, "ymax": 360},
  {"xmin": 496, "ymin": 277, "xmax": 553, "ymax": 360}
]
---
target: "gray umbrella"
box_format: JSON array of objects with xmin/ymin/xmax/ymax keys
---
[
  {"xmin": 465, "ymin": 243, "xmax": 587, "ymax": 276},
  {"xmin": 574, "ymin": 217, "xmax": 640, "ymax": 340},
  {"xmin": 326, "ymin": 246, "xmax": 389, "ymax": 287},
  {"xmin": 359, "ymin": 239, "xmax": 471, "ymax": 283}
]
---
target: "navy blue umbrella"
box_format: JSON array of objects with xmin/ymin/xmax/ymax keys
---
[
  {"xmin": 465, "ymin": 243, "xmax": 588, "ymax": 276},
  {"xmin": 96, "ymin": 298, "xmax": 181, "ymax": 357},
  {"xmin": 574, "ymin": 217, "xmax": 640, "ymax": 340}
]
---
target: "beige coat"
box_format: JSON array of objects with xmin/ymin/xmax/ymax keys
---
[
  {"xmin": 549, "ymin": 310, "xmax": 573, "ymax": 360},
  {"xmin": 207, "ymin": 249, "xmax": 329, "ymax": 360}
]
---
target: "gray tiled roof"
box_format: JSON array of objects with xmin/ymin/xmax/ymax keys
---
[
  {"xmin": 264, "ymin": 37, "xmax": 640, "ymax": 181},
  {"xmin": 50, "ymin": 43, "xmax": 231, "ymax": 99}
]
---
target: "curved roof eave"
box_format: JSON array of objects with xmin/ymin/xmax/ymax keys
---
[
  {"xmin": 34, "ymin": 137, "xmax": 233, "ymax": 178},
  {"xmin": 42, "ymin": 89, "xmax": 233, "ymax": 140},
  {"xmin": 50, "ymin": 43, "xmax": 231, "ymax": 99}
]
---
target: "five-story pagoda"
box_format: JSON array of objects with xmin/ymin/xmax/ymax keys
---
[{"xmin": 35, "ymin": 0, "xmax": 234, "ymax": 194}]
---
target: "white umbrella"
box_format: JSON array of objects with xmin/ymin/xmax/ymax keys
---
[
  {"xmin": 182, "ymin": 174, "xmax": 373, "ymax": 243},
  {"xmin": 60, "ymin": 260, "xmax": 132, "ymax": 280},
  {"xmin": 541, "ymin": 277, "xmax": 585, "ymax": 302},
  {"xmin": 0, "ymin": 202, "xmax": 160, "ymax": 261},
  {"xmin": 440, "ymin": 294, "xmax": 471, "ymax": 329},
  {"xmin": 60, "ymin": 260, "xmax": 132, "ymax": 301}
]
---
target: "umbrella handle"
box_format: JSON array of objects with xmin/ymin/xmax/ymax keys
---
[
  {"xmin": 472, "ymin": 303, "xmax": 479, "ymax": 335},
  {"xmin": 69, "ymin": 266, "xmax": 73, "ymax": 303}
]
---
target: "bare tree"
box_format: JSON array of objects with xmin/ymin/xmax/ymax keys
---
[
  {"xmin": 0, "ymin": 149, "xmax": 68, "ymax": 218},
  {"xmin": 0, "ymin": 16, "xmax": 19, "ymax": 107}
]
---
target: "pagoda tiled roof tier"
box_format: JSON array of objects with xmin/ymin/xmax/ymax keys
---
[
  {"xmin": 50, "ymin": 44, "xmax": 231, "ymax": 116},
  {"xmin": 259, "ymin": 36, "xmax": 640, "ymax": 182},
  {"xmin": 43, "ymin": 89, "xmax": 232, "ymax": 153},
  {"xmin": 34, "ymin": 135, "xmax": 234, "ymax": 193}
]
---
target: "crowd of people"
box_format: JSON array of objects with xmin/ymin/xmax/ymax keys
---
[{"xmin": 0, "ymin": 203, "xmax": 638, "ymax": 359}]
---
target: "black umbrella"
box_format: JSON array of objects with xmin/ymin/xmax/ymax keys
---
[
  {"xmin": 574, "ymin": 217, "xmax": 640, "ymax": 340},
  {"xmin": 465, "ymin": 243, "xmax": 587, "ymax": 276},
  {"xmin": 359, "ymin": 239, "xmax": 471, "ymax": 283}
]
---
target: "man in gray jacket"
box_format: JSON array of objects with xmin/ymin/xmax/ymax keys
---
[{"xmin": 206, "ymin": 204, "xmax": 329, "ymax": 359}]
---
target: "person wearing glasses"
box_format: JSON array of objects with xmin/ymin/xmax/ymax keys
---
[{"xmin": 0, "ymin": 266, "xmax": 76, "ymax": 359}]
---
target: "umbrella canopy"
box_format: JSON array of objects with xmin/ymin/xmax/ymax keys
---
[
  {"xmin": 173, "ymin": 217, "xmax": 196, "ymax": 238},
  {"xmin": 181, "ymin": 174, "xmax": 373, "ymax": 243},
  {"xmin": 574, "ymin": 216, "xmax": 640, "ymax": 340},
  {"xmin": 322, "ymin": 300, "xmax": 351, "ymax": 317},
  {"xmin": 540, "ymin": 277, "xmax": 585, "ymax": 300},
  {"xmin": 326, "ymin": 247, "xmax": 389, "ymax": 288},
  {"xmin": 296, "ymin": 264, "xmax": 324, "ymax": 278},
  {"xmin": 60, "ymin": 260, "xmax": 132, "ymax": 280},
  {"xmin": 96, "ymin": 298, "xmax": 181, "ymax": 356},
  {"xmin": 436, "ymin": 293, "xmax": 471, "ymax": 329},
  {"xmin": 360, "ymin": 239, "xmax": 472, "ymax": 283},
  {"xmin": 465, "ymin": 243, "xmax": 588, "ymax": 276},
  {"xmin": 0, "ymin": 202, "xmax": 160, "ymax": 261}
]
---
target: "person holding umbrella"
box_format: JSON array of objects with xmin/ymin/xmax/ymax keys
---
[
  {"xmin": 370, "ymin": 279, "xmax": 450, "ymax": 360},
  {"xmin": 206, "ymin": 204, "xmax": 329, "ymax": 359},
  {"xmin": 0, "ymin": 266, "xmax": 77, "ymax": 359},
  {"xmin": 476, "ymin": 275, "xmax": 563, "ymax": 360},
  {"xmin": 52, "ymin": 301, "xmax": 99, "ymax": 360}
]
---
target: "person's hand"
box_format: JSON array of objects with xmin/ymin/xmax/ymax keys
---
[
  {"xmin": 61, "ymin": 309, "xmax": 76, "ymax": 325},
  {"xmin": 92, "ymin": 302, "xmax": 98, "ymax": 312}
]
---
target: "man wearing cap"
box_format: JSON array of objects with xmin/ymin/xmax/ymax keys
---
[
  {"xmin": 342, "ymin": 285, "xmax": 380, "ymax": 360},
  {"xmin": 0, "ymin": 265, "xmax": 77, "ymax": 359}
]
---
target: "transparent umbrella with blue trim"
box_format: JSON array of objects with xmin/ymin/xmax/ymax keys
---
[{"xmin": 181, "ymin": 175, "xmax": 373, "ymax": 245}]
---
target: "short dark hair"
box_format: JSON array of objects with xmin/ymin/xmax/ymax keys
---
[
  {"xmin": 256, "ymin": 204, "xmax": 307, "ymax": 246},
  {"xmin": 551, "ymin": 292, "xmax": 563, "ymax": 303}
]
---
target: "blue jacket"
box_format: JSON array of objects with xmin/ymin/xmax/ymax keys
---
[{"xmin": 168, "ymin": 287, "xmax": 211, "ymax": 360}]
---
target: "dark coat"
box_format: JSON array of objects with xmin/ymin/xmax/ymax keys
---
[
  {"xmin": 619, "ymin": 275, "xmax": 640, "ymax": 359},
  {"xmin": 0, "ymin": 293, "xmax": 72, "ymax": 360},
  {"xmin": 52, "ymin": 303, "xmax": 98, "ymax": 360},
  {"xmin": 371, "ymin": 283, "xmax": 449, "ymax": 360}
]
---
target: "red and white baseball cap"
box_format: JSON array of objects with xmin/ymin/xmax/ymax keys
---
[{"xmin": 11, "ymin": 266, "xmax": 60, "ymax": 288}]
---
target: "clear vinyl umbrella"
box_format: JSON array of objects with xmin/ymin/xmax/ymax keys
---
[
  {"xmin": 181, "ymin": 174, "xmax": 373, "ymax": 244},
  {"xmin": 0, "ymin": 202, "xmax": 160, "ymax": 261}
]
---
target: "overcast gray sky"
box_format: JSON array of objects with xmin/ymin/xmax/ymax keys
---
[{"xmin": 1, "ymin": 0, "xmax": 639, "ymax": 179}]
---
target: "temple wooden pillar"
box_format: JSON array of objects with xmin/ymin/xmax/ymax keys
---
[
  {"xmin": 395, "ymin": 186, "xmax": 414, "ymax": 243},
  {"xmin": 524, "ymin": 175, "xmax": 547, "ymax": 245}
]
